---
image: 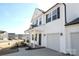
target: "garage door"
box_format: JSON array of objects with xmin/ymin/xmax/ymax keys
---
[
  {"xmin": 47, "ymin": 33, "xmax": 60, "ymax": 51},
  {"xmin": 71, "ymin": 32, "xmax": 79, "ymax": 55}
]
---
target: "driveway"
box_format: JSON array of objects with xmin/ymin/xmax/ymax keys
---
[{"xmin": 3, "ymin": 47, "xmax": 66, "ymax": 56}]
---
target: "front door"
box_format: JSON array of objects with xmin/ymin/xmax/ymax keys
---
[{"xmin": 39, "ymin": 34, "xmax": 41, "ymax": 45}]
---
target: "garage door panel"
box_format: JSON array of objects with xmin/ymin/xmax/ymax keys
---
[
  {"xmin": 71, "ymin": 32, "xmax": 79, "ymax": 55},
  {"xmin": 47, "ymin": 33, "xmax": 60, "ymax": 51}
]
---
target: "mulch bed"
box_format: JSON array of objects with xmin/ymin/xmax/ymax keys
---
[
  {"xmin": 25, "ymin": 46, "xmax": 45, "ymax": 50},
  {"xmin": 0, "ymin": 47, "xmax": 19, "ymax": 56}
]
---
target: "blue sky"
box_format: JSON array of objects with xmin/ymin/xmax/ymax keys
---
[{"xmin": 0, "ymin": 3, "xmax": 38, "ymax": 34}]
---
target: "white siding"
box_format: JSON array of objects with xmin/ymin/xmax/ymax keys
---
[
  {"xmin": 66, "ymin": 24, "xmax": 79, "ymax": 54},
  {"xmin": 47, "ymin": 33, "xmax": 60, "ymax": 51},
  {"xmin": 66, "ymin": 3, "xmax": 79, "ymax": 23}
]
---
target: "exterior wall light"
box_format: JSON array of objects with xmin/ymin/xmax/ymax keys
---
[
  {"xmin": 60, "ymin": 33, "xmax": 63, "ymax": 36},
  {"xmin": 44, "ymin": 34, "xmax": 46, "ymax": 36}
]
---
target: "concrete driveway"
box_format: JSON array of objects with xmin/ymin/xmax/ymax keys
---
[{"xmin": 4, "ymin": 47, "xmax": 66, "ymax": 56}]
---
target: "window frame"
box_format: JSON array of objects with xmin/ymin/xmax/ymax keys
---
[
  {"xmin": 46, "ymin": 13, "xmax": 51, "ymax": 23},
  {"xmin": 57, "ymin": 7, "xmax": 60, "ymax": 19},
  {"xmin": 52, "ymin": 7, "xmax": 60, "ymax": 20},
  {"xmin": 35, "ymin": 34, "xmax": 37, "ymax": 41},
  {"xmin": 39, "ymin": 17, "xmax": 42, "ymax": 25},
  {"xmin": 36, "ymin": 20, "xmax": 38, "ymax": 26},
  {"xmin": 32, "ymin": 34, "xmax": 34, "ymax": 40}
]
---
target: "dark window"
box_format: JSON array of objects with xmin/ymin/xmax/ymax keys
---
[
  {"xmin": 32, "ymin": 34, "xmax": 34, "ymax": 40},
  {"xmin": 35, "ymin": 34, "xmax": 37, "ymax": 41},
  {"xmin": 39, "ymin": 17, "xmax": 42, "ymax": 25},
  {"xmin": 39, "ymin": 20, "xmax": 41, "ymax": 25},
  {"xmin": 46, "ymin": 13, "xmax": 51, "ymax": 23},
  {"xmin": 35, "ymin": 20, "xmax": 38, "ymax": 26},
  {"xmin": 52, "ymin": 15, "xmax": 57, "ymax": 20},
  {"xmin": 52, "ymin": 7, "xmax": 60, "ymax": 20},
  {"xmin": 52, "ymin": 9, "xmax": 57, "ymax": 20},
  {"xmin": 57, "ymin": 7, "xmax": 60, "ymax": 18}
]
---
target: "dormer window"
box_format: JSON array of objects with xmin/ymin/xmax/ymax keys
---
[{"xmin": 46, "ymin": 13, "xmax": 51, "ymax": 23}]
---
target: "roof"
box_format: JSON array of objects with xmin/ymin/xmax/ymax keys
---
[
  {"xmin": 0, "ymin": 30, "xmax": 6, "ymax": 33},
  {"xmin": 65, "ymin": 18, "xmax": 79, "ymax": 26},
  {"xmin": 37, "ymin": 8, "xmax": 45, "ymax": 13},
  {"xmin": 32, "ymin": 3, "xmax": 60, "ymax": 15},
  {"xmin": 37, "ymin": 3, "xmax": 59, "ymax": 13},
  {"xmin": 45, "ymin": 3, "xmax": 59, "ymax": 13}
]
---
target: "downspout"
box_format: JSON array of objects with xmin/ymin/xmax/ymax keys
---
[
  {"xmin": 63, "ymin": 3, "xmax": 71, "ymax": 55},
  {"xmin": 63, "ymin": 3, "xmax": 67, "ymax": 24},
  {"xmin": 60, "ymin": 3, "xmax": 67, "ymax": 54}
]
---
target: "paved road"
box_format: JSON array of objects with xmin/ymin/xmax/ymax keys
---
[{"xmin": 4, "ymin": 47, "xmax": 66, "ymax": 56}]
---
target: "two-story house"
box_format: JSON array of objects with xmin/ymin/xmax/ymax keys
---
[{"xmin": 25, "ymin": 3, "xmax": 79, "ymax": 55}]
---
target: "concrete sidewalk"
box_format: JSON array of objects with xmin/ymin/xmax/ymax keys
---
[{"xmin": 4, "ymin": 47, "xmax": 66, "ymax": 56}]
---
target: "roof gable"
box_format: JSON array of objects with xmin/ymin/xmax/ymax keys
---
[{"xmin": 31, "ymin": 8, "xmax": 44, "ymax": 22}]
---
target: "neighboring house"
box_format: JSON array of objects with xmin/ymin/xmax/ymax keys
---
[
  {"xmin": 24, "ymin": 33, "xmax": 30, "ymax": 40},
  {"xmin": 25, "ymin": 3, "xmax": 79, "ymax": 55},
  {"xmin": 16, "ymin": 34, "xmax": 27, "ymax": 40},
  {"xmin": 8, "ymin": 33, "xmax": 15, "ymax": 40},
  {"xmin": 24, "ymin": 31, "xmax": 30, "ymax": 40},
  {"xmin": 0, "ymin": 30, "xmax": 8, "ymax": 40},
  {"xmin": 15, "ymin": 34, "xmax": 18, "ymax": 39}
]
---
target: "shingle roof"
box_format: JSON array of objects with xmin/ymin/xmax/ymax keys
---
[{"xmin": 65, "ymin": 18, "xmax": 79, "ymax": 26}]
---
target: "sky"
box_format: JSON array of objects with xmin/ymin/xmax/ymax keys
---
[{"xmin": 0, "ymin": 3, "xmax": 38, "ymax": 34}]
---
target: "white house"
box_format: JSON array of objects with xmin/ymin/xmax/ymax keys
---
[
  {"xmin": 16, "ymin": 34, "xmax": 28, "ymax": 40},
  {"xmin": 0, "ymin": 30, "xmax": 8, "ymax": 40},
  {"xmin": 8, "ymin": 33, "xmax": 16, "ymax": 40},
  {"xmin": 25, "ymin": 3, "xmax": 79, "ymax": 55}
]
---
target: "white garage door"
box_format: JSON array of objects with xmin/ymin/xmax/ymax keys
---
[
  {"xmin": 47, "ymin": 33, "xmax": 60, "ymax": 51},
  {"xmin": 71, "ymin": 32, "xmax": 79, "ymax": 55}
]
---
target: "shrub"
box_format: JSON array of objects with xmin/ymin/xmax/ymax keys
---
[{"xmin": 26, "ymin": 40, "xmax": 30, "ymax": 43}]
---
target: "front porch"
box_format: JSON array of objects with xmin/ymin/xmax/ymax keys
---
[{"xmin": 25, "ymin": 28, "xmax": 44, "ymax": 48}]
